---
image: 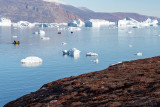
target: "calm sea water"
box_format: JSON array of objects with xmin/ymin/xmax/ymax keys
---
[{"xmin": 0, "ymin": 25, "xmax": 160, "ymax": 106}]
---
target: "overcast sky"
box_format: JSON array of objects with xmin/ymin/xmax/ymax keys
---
[{"xmin": 58, "ymin": 0, "xmax": 160, "ymax": 17}]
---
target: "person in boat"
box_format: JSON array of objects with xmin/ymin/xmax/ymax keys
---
[{"xmin": 13, "ymin": 40, "xmax": 20, "ymax": 44}]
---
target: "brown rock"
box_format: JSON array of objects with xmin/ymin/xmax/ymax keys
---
[{"xmin": 4, "ymin": 56, "xmax": 160, "ymax": 107}]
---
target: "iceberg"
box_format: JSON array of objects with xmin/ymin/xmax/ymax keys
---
[
  {"xmin": 85, "ymin": 19, "xmax": 115, "ymax": 27},
  {"xmin": 0, "ymin": 18, "xmax": 11, "ymax": 26},
  {"xmin": 68, "ymin": 19, "xmax": 84, "ymax": 27},
  {"xmin": 86, "ymin": 52, "xmax": 98, "ymax": 56},
  {"xmin": 62, "ymin": 48, "xmax": 80, "ymax": 56},
  {"xmin": 68, "ymin": 48, "xmax": 81, "ymax": 56},
  {"xmin": 21, "ymin": 56, "xmax": 43, "ymax": 64},
  {"xmin": 13, "ymin": 21, "xmax": 35, "ymax": 28},
  {"xmin": 117, "ymin": 17, "xmax": 159, "ymax": 28},
  {"xmin": 140, "ymin": 18, "xmax": 158, "ymax": 27},
  {"xmin": 38, "ymin": 30, "xmax": 45, "ymax": 35},
  {"xmin": 117, "ymin": 17, "xmax": 139, "ymax": 28}
]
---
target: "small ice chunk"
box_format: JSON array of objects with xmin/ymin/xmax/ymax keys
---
[
  {"xmin": 34, "ymin": 30, "xmax": 45, "ymax": 35},
  {"xmin": 62, "ymin": 42, "xmax": 67, "ymax": 45},
  {"xmin": 136, "ymin": 52, "xmax": 142, "ymax": 56},
  {"xmin": 38, "ymin": 30, "xmax": 45, "ymax": 35},
  {"xmin": 12, "ymin": 36, "xmax": 18, "ymax": 38},
  {"xmin": 129, "ymin": 45, "xmax": 133, "ymax": 48},
  {"xmin": 41, "ymin": 37, "xmax": 50, "ymax": 40},
  {"xmin": 62, "ymin": 50, "xmax": 68, "ymax": 55},
  {"xmin": 91, "ymin": 58, "xmax": 99, "ymax": 63},
  {"xmin": 86, "ymin": 52, "xmax": 98, "ymax": 56},
  {"xmin": 68, "ymin": 27, "xmax": 81, "ymax": 31},
  {"xmin": 128, "ymin": 31, "xmax": 132, "ymax": 34}
]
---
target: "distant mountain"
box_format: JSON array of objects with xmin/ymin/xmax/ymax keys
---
[
  {"xmin": 60, "ymin": 4, "xmax": 160, "ymax": 22},
  {"xmin": 0, "ymin": 0, "xmax": 159, "ymax": 23},
  {"xmin": 0, "ymin": 0, "xmax": 80, "ymax": 23}
]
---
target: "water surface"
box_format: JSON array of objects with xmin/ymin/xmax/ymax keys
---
[{"xmin": 0, "ymin": 26, "xmax": 160, "ymax": 106}]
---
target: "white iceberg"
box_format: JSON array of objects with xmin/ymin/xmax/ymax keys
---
[
  {"xmin": 39, "ymin": 30, "xmax": 45, "ymax": 35},
  {"xmin": 0, "ymin": 18, "xmax": 11, "ymax": 26},
  {"xmin": 68, "ymin": 19, "xmax": 84, "ymax": 27},
  {"xmin": 140, "ymin": 18, "xmax": 158, "ymax": 27},
  {"xmin": 13, "ymin": 21, "xmax": 35, "ymax": 28},
  {"xmin": 117, "ymin": 17, "xmax": 140, "ymax": 28},
  {"xmin": 21, "ymin": 56, "xmax": 43, "ymax": 64},
  {"xmin": 86, "ymin": 52, "xmax": 98, "ymax": 56},
  {"xmin": 117, "ymin": 17, "xmax": 159, "ymax": 28},
  {"xmin": 62, "ymin": 48, "xmax": 80, "ymax": 56},
  {"xmin": 68, "ymin": 48, "xmax": 81, "ymax": 56},
  {"xmin": 85, "ymin": 19, "xmax": 115, "ymax": 27}
]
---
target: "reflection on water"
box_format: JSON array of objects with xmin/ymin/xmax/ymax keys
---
[
  {"xmin": 21, "ymin": 62, "xmax": 42, "ymax": 67},
  {"xmin": 0, "ymin": 26, "xmax": 160, "ymax": 106}
]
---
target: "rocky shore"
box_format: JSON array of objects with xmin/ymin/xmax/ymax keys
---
[{"xmin": 5, "ymin": 56, "xmax": 160, "ymax": 107}]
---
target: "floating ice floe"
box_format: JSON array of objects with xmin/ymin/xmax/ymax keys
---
[
  {"xmin": 21, "ymin": 56, "xmax": 43, "ymax": 64},
  {"xmin": 68, "ymin": 19, "xmax": 84, "ymax": 27},
  {"xmin": 85, "ymin": 19, "xmax": 115, "ymax": 27},
  {"xmin": 91, "ymin": 58, "xmax": 99, "ymax": 63},
  {"xmin": 129, "ymin": 45, "xmax": 133, "ymax": 48},
  {"xmin": 136, "ymin": 52, "xmax": 142, "ymax": 56},
  {"xmin": 12, "ymin": 36, "xmax": 18, "ymax": 38},
  {"xmin": 128, "ymin": 31, "xmax": 132, "ymax": 34},
  {"xmin": 41, "ymin": 37, "xmax": 50, "ymax": 40},
  {"xmin": 62, "ymin": 50, "xmax": 68, "ymax": 55},
  {"xmin": 62, "ymin": 42, "xmax": 67, "ymax": 45},
  {"xmin": 34, "ymin": 30, "xmax": 45, "ymax": 35},
  {"xmin": 0, "ymin": 18, "xmax": 11, "ymax": 26},
  {"xmin": 86, "ymin": 52, "xmax": 98, "ymax": 56},
  {"xmin": 68, "ymin": 27, "xmax": 81, "ymax": 31},
  {"xmin": 62, "ymin": 48, "xmax": 80, "ymax": 56}
]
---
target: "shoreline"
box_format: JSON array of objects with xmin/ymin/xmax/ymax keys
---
[{"xmin": 4, "ymin": 56, "xmax": 160, "ymax": 106}]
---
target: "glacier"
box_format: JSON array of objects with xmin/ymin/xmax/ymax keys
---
[
  {"xmin": 85, "ymin": 19, "xmax": 115, "ymax": 27},
  {"xmin": 117, "ymin": 17, "xmax": 159, "ymax": 28},
  {"xmin": 0, "ymin": 18, "xmax": 11, "ymax": 26}
]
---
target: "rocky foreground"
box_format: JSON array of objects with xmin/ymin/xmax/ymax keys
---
[{"xmin": 5, "ymin": 56, "xmax": 160, "ymax": 107}]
